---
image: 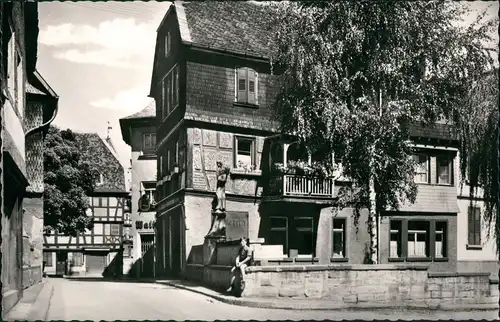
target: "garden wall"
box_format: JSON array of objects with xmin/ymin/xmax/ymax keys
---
[{"xmin": 184, "ymin": 262, "xmax": 499, "ymax": 308}]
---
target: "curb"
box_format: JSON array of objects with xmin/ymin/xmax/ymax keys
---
[
  {"xmin": 27, "ymin": 280, "xmax": 55, "ymax": 321},
  {"xmin": 4, "ymin": 280, "xmax": 55, "ymax": 321},
  {"xmin": 157, "ymin": 280, "xmax": 499, "ymax": 312}
]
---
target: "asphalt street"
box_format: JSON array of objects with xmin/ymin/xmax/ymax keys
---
[{"xmin": 46, "ymin": 278, "xmax": 498, "ymax": 321}]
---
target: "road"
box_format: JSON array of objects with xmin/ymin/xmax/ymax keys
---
[{"xmin": 46, "ymin": 278, "xmax": 498, "ymax": 321}]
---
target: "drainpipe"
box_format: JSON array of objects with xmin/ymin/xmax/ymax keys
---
[{"xmin": 25, "ymin": 101, "xmax": 59, "ymax": 138}]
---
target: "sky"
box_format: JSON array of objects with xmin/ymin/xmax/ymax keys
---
[{"xmin": 36, "ymin": 1, "xmax": 498, "ymax": 169}]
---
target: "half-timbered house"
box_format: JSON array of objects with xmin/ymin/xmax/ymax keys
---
[{"xmin": 43, "ymin": 132, "xmax": 129, "ymax": 277}]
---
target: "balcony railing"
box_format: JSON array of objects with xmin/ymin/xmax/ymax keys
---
[{"xmin": 268, "ymin": 175, "xmax": 334, "ymax": 198}]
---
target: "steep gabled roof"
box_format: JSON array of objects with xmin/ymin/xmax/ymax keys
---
[
  {"xmin": 179, "ymin": 1, "xmax": 274, "ymax": 58},
  {"xmin": 149, "ymin": 1, "xmax": 275, "ymax": 97},
  {"xmin": 74, "ymin": 132, "xmax": 126, "ymax": 193}
]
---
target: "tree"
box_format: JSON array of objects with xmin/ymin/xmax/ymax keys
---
[
  {"xmin": 269, "ymin": 1, "xmax": 497, "ymax": 263},
  {"xmin": 44, "ymin": 126, "xmax": 95, "ymax": 236}
]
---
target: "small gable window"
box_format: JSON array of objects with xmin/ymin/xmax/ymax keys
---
[
  {"xmin": 235, "ymin": 67, "xmax": 258, "ymax": 105},
  {"xmin": 165, "ymin": 31, "xmax": 171, "ymax": 57}
]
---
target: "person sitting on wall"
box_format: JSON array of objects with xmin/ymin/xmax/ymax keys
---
[{"xmin": 228, "ymin": 237, "xmax": 252, "ymax": 292}]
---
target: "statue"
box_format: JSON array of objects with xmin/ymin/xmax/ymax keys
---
[
  {"xmin": 215, "ymin": 161, "xmax": 229, "ymax": 213},
  {"xmin": 207, "ymin": 161, "xmax": 230, "ymax": 238}
]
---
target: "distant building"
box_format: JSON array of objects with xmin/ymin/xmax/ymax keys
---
[
  {"xmin": 1, "ymin": 2, "xmax": 58, "ymax": 315},
  {"xmin": 119, "ymin": 101, "xmax": 157, "ymax": 278},
  {"xmin": 43, "ymin": 132, "xmax": 129, "ymax": 277}
]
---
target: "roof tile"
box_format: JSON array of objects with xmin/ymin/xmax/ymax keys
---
[
  {"xmin": 122, "ymin": 100, "xmax": 156, "ymax": 120},
  {"xmin": 181, "ymin": 1, "xmax": 275, "ymax": 58},
  {"xmin": 74, "ymin": 132, "xmax": 126, "ymax": 193}
]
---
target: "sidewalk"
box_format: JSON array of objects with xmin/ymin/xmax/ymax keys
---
[
  {"xmin": 3, "ymin": 278, "xmax": 54, "ymax": 321},
  {"xmin": 155, "ymin": 279, "xmax": 499, "ymax": 312}
]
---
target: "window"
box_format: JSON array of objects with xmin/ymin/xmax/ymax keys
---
[
  {"xmin": 268, "ymin": 216, "xmax": 288, "ymax": 256},
  {"xmin": 43, "ymin": 252, "xmax": 53, "ymax": 266},
  {"xmin": 143, "ymin": 133, "xmax": 156, "ymax": 152},
  {"xmin": 435, "ymin": 222, "xmax": 447, "ymax": 258},
  {"xmin": 110, "ymin": 224, "xmax": 120, "ymax": 236},
  {"xmin": 236, "ymin": 67, "xmax": 258, "ymax": 105},
  {"xmin": 468, "ymin": 207, "xmax": 481, "ymax": 246},
  {"xmin": 437, "ymin": 155, "xmax": 453, "ymax": 185},
  {"xmin": 389, "ymin": 220, "xmax": 402, "ymax": 258},
  {"xmin": 332, "ymin": 218, "xmax": 346, "ymax": 258},
  {"xmin": 234, "ymin": 136, "xmax": 255, "ymax": 168},
  {"xmin": 72, "ymin": 253, "xmax": 84, "ymax": 266},
  {"xmin": 92, "ymin": 197, "xmax": 108, "ymax": 208},
  {"xmin": 93, "ymin": 223, "xmax": 104, "ymax": 235},
  {"xmin": 175, "ymin": 141, "xmax": 179, "ymax": 166},
  {"xmin": 16, "ymin": 54, "xmax": 23, "ymax": 114},
  {"xmin": 7, "ymin": 30, "xmax": 16, "ymax": 103},
  {"xmin": 159, "ymin": 156, "xmax": 164, "ymax": 177},
  {"xmin": 165, "ymin": 31, "xmax": 171, "ymax": 57},
  {"xmin": 407, "ymin": 221, "xmax": 430, "ymax": 258},
  {"xmin": 161, "ymin": 65, "xmax": 179, "ymax": 119},
  {"xmin": 294, "ymin": 217, "xmax": 315, "ymax": 257},
  {"xmin": 413, "ymin": 154, "xmax": 429, "ymax": 183},
  {"xmin": 172, "ymin": 66, "xmax": 178, "ymax": 107}
]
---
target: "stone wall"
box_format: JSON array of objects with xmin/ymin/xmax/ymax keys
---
[
  {"xmin": 185, "ymin": 263, "xmax": 498, "ymax": 308},
  {"xmin": 22, "ymin": 195, "xmax": 44, "ymax": 288}
]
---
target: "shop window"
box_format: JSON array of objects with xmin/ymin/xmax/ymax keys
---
[
  {"xmin": 72, "ymin": 253, "xmax": 84, "ymax": 266},
  {"xmin": 43, "ymin": 252, "xmax": 53, "ymax": 266}
]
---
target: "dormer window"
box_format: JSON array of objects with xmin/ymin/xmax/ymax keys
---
[
  {"xmin": 165, "ymin": 31, "xmax": 171, "ymax": 57},
  {"xmin": 235, "ymin": 67, "xmax": 258, "ymax": 105},
  {"xmin": 93, "ymin": 170, "xmax": 104, "ymax": 187}
]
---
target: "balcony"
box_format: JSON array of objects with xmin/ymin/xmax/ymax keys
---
[
  {"xmin": 262, "ymin": 136, "xmax": 340, "ymax": 200},
  {"xmin": 268, "ymin": 175, "xmax": 335, "ymax": 198}
]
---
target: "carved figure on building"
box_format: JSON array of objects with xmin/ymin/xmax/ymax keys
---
[
  {"xmin": 215, "ymin": 161, "xmax": 230, "ymax": 213},
  {"xmin": 207, "ymin": 161, "xmax": 230, "ymax": 238}
]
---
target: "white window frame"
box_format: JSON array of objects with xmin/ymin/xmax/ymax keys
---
[
  {"xmin": 332, "ymin": 218, "xmax": 346, "ymax": 258},
  {"xmin": 413, "ymin": 153, "xmax": 430, "ymax": 184},
  {"xmin": 436, "ymin": 154, "xmax": 453, "ymax": 185},
  {"xmin": 234, "ymin": 136, "xmax": 256, "ymax": 168}
]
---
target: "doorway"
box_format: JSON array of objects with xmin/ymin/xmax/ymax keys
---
[
  {"xmin": 140, "ymin": 234, "xmax": 155, "ymax": 278},
  {"xmin": 55, "ymin": 252, "xmax": 68, "ymax": 276},
  {"xmin": 85, "ymin": 251, "xmax": 107, "ymax": 276}
]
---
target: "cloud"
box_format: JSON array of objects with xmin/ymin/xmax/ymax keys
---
[
  {"xmin": 39, "ymin": 15, "xmax": 164, "ymax": 69},
  {"xmin": 90, "ymin": 88, "xmax": 153, "ymax": 115}
]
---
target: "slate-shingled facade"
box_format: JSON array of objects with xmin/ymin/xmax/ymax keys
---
[
  {"xmin": 43, "ymin": 132, "xmax": 129, "ymax": 278},
  {"xmin": 150, "ymin": 1, "xmax": 465, "ymax": 278}
]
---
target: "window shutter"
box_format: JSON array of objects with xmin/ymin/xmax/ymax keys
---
[
  {"xmin": 237, "ymin": 67, "xmax": 247, "ymax": 103},
  {"xmin": 248, "ymin": 69, "xmax": 256, "ymax": 105},
  {"xmin": 474, "ymin": 208, "xmax": 481, "ymax": 245},
  {"xmin": 467, "ymin": 207, "xmax": 474, "ymax": 245}
]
